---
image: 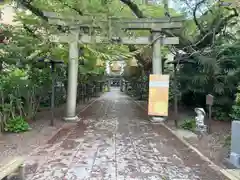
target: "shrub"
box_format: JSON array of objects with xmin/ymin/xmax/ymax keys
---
[
  {"xmin": 180, "ymin": 118, "xmax": 196, "ymax": 131},
  {"xmin": 230, "ymin": 105, "xmax": 240, "ymax": 120},
  {"xmin": 4, "ymin": 116, "xmax": 30, "ymax": 133},
  {"xmin": 224, "ymin": 135, "xmax": 231, "ymax": 147},
  {"xmin": 230, "ymin": 86, "xmax": 240, "ymax": 120},
  {"xmin": 214, "ymin": 107, "xmax": 230, "ymax": 121}
]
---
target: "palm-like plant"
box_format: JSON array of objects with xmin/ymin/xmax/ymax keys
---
[{"xmin": 178, "ymin": 40, "xmax": 240, "ymax": 120}]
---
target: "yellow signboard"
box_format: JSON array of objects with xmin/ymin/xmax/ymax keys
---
[{"xmin": 148, "ymin": 74, "xmax": 169, "ymax": 116}]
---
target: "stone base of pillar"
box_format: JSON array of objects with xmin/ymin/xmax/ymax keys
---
[
  {"xmin": 63, "ymin": 116, "xmax": 80, "ymax": 122},
  {"xmin": 229, "ymin": 152, "xmax": 240, "ymax": 168},
  {"xmin": 150, "ymin": 116, "xmax": 166, "ymax": 123}
]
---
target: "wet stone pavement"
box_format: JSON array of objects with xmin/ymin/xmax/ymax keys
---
[{"xmin": 24, "ymin": 88, "xmax": 227, "ymax": 180}]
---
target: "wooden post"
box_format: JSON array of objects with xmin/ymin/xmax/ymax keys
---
[
  {"xmin": 174, "ymin": 63, "xmax": 178, "ymax": 127},
  {"xmin": 64, "ymin": 30, "xmax": 79, "ymax": 121},
  {"xmin": 206, "ymin": 94, "xmax": 214, "ymax": 133},
  {"xmin": 108, "ymin": 79, "xmax": 111, "ymax": 91},
  {"xmin": 208, "ymin": 105, "xmax": 212, "ymax": 133},
  {"xmin": 50, "ymin": 63, "xmax": 55, "ymax": 126}
]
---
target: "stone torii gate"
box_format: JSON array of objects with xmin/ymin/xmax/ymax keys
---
[{"xmin": 43, "ymin": 11, "xmax": 183, "ymax": 121}]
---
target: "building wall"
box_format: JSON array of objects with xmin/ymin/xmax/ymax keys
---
[
  {"xmin": 0, "ymin": 2, "xmax": 27, "ymax": 25},
  {"xmin": 0, "ymin": 4, "xmax": 17, "ymax": 25}
]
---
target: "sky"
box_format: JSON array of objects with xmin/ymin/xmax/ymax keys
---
[
  {"xmin": 148, "ymin": 0, "xmax": 182, "ymax": 14},
  {"xmin": 152, "ymin": 0, "xmax": 177, "ymax": 9},
  {"xmin": 169, "ymin": 0, "xmax": 175, "ymax": 9}
]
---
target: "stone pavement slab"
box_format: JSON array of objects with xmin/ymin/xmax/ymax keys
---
[{"xmin": 24, "ymin": 89, "xmax": 228, "ymax": 180}]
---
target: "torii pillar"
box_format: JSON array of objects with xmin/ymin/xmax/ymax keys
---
[
  {"xmin": 64, "ymin": 30, "xmax": 79, "ymax": 121},
  {"xmin": 152, "ymin": 32, "xmax": 162, "ymax": 74},
  {"xmin": 151, "ymin": 31, "xmax": 165, "ymax": 122}
]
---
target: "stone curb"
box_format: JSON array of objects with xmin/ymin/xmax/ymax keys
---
[
  {"xmin": 76, "ymin": 97, "xmax": 101, "ymax": 116},
  {"xmin": 132, "ymin": 99, "xmax": 240, "ymax": 180}
]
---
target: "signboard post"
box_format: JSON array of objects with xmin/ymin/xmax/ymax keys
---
[
  {"xmin": 206, "ymin": 94, "xmax": 214, "ymax": 133},
  {"xmin": 148, "ymin": 74, "xmax": 169, "ymax": 117}
]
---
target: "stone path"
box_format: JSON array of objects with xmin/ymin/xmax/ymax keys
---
[{"xmin": 24, "ymin": 88, "xmax": 228, "ymax": 180}]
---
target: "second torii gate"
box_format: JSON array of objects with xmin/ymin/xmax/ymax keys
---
[{"xmin": 43, "ymin": 11, "xmax": 183, "ymax": 121}]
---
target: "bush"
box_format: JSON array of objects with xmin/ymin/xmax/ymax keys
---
[
  {"xmin": 180, "ymin": 118, "xmax": 196, "ymax": 131},
  {"xmin": 224, "ymin": 135, "xmax": 231, "ymax": 147},
  {"xmin": 230, "ymin": 105, "xmax": 240, "ymax": 120},
  {"xmin": 230, "ymin": 86, "xmax": 240, "ymax": 120},
  {"xmin": 214, "ymin": 107, "xmax": 230, "ymax": 121},
  {"xmin": 4, "ymin": 116, "xmax": 30, "ymax": 133}
]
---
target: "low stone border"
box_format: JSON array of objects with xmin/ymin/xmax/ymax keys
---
[
  {"xmin": 132, "ymin": 99, "xmax": 240, "ymax": 180},
  {"xmin": 76, "ymin": 97, "xmax": 100, "ymax": 116}
]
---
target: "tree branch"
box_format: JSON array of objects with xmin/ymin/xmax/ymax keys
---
[
  {"xmin": 193, "ymin": 0, "xmax": 206, "ymax": 34},
  {"xmin": 120, "ymin": 0, "xmax": 238, "ymax": 51},
  {"xmin": 56, "ymin": 0, "xmax": 83, "ymax": 15},
  {"xmin": 195, "ymin": 7, "xmax": 238, "ymax": 49},
  {"xmin": 23, "ymin": 24, "xmax": 39, "ymax": 38},
  {"xmin": 120, "ymin": 0, "xmax": 145, "ymax": 18},
  {"xmin": 18, "ymin": 0, "xmax": 48, "ymax": 21}
]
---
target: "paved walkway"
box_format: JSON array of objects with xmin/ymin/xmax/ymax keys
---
[{"xmin": 24, "ymin": 88, "xmax": 227, "ymax": 180}]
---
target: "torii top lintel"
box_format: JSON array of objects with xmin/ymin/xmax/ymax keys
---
[{"xmin": 43, "ymin": 11, "xmax": 184, "ymax": 31}]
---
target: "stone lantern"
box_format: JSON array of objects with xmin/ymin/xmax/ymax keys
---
[
  {"xmin": 195, "ymin": 108, "xmax": 206, "ymax": 133},
  {"xmin": 111, "ymin": 61, "xmax": 121, "ymax": 72},
  {"xmin": 128, "ymin": 57, "xmax": 138, "ymax": 67},
  {"xmin": 124, "ymin": 57, "xmax": 139, "ymax": 77}
]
